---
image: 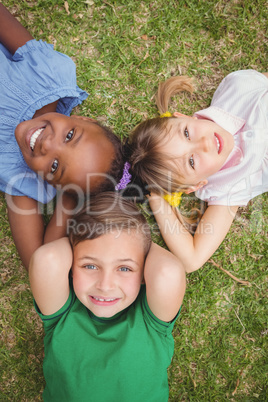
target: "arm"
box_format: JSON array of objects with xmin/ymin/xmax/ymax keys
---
[
  {"xmin": 144, "ymin": 243, "xmax": 186, "ymax": 322},
  {"xmin": 6, "ymin": 195, "xmax": 45, "ymax": 270},
  {"xmin": 0, "ymin": 4, "xmax": 33, "ymax": 53},
  {"xmin": 6, "ymin": 193, "xmax": 77, "ymax": 270},
  {"xmin": 149, "ymin": 194, "xmax": 238, "ymax": 273},
  {"xmin": 29, "ymin": 238, "xmax": 72, "ymax": 316},
  {"xmin": 44, "ymin": 192, "xmax": 78, "ymax": 244}
]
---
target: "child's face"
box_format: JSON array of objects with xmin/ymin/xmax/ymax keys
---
[
  {"xmin": 161, "ymin": 114, "xmax": 234, "ymax": 191},
  {"xmin": 15, "ymin": 113, "xmax": 115, "ymax": 192},
  {"xmin": 72, "ymin": 231, "xmax": 145, "ymax": 318}
]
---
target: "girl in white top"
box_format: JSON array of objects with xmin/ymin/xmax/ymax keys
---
[{"xmin": 128, "ymin": 70, "xmax": 268, "ymax": 273}]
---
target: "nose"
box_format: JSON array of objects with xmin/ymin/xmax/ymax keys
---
[
  {"xmin": 96, "ymin": 271, "xmax": 115, "ymax": 291},
  {"xmin": 198, "ymin": 136, "xmax": 211, "ymax": 153},
  {"xmin": 40, "ymin": 131, "xmax": 61, "ymax": 155}
]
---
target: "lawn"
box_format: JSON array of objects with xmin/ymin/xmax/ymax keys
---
[{"xmin": 0, "ymin": 0, "xmax": 267, "ymax": 400}]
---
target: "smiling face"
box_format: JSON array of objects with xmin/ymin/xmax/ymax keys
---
[
  {"xmin": 72, "ymin": 231, "xmax": 145, "ymax": 318},
  {"xmin": 15, "ymin": 113, "xmax": 115, "ymax": 192},
  {"xmin": 161, "ymin": 113, "xmax": 234, "ymax": 191}
]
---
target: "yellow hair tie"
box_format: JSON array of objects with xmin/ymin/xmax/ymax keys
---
[
  {"xmin": 163, "ymin": 192, "xmax": 183, "ymax": 207},
  {"xmin": 160, "ymin": 111, "xmax": 172, "ymax": 118}
]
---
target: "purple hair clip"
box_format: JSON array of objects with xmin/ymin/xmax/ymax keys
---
[{"xmin": 115, "ymin": 162, "xmax": 132, "ymax": 190}]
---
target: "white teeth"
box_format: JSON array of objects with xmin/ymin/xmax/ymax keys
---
[
  {"xmin": 215, "ymin": 136, "xmax": 220, "ymax": 152},
  {"xmin": 93, "ymin": 297, "xmax": 116, "ymax": 302},
  {"xmin": 30, "ymin": 128, "xmax": 44, "ymax": 151}
]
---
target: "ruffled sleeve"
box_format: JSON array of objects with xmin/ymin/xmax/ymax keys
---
[{"xmin": 8, "ymin": 39, "xmax": 88, "ymax": 121}]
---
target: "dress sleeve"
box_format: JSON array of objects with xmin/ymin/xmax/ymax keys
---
[
  {"xmin": 211, "ymin": 70, "xmax": 268, "ymax": 121},
  {"xmin": 10, "ymin": 39, "xmax": 88, "ymax": 121}
]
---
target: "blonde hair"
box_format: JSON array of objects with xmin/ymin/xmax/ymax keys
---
[
  {"xmin": 129, "ymin": 75, "xmax": 202, "ymax": 232},
  {"xmin": 129, "ymin": 75, "xmax": 194, "ymax": 193}
]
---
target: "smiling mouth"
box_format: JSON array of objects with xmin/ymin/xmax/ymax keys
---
[
  {"xmin": 30, "ymin": 127, "xmax": 45, "ymax": 151},
  {"xmin": 90, "ymin": 296, "xmax": 120, "ymax": 306},
  {"xmin": 92, "ymin": 296, "xmax": 117, "ymax": 302},
  {"xmin": 214, "ymin": 133, "xmax": 222, "ymax": 154}
]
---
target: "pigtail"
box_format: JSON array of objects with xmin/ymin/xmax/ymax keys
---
[{"xmin": 155, "ymin": 76, "xmax": 194, "ymax": 114}]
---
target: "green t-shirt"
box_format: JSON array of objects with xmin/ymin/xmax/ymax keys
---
[{"xmin": 36, "ymin": 285, "xmax": 180, "ymax": 402}]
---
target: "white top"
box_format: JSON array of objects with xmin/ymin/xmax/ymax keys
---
[{"xmin": 195, "ymin": 70, "xmax": 268, "ymax": 206}]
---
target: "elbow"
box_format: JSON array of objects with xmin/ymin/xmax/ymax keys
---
[
  {"xmin": 29, "ymin": 241, "xmax": 69, "ymax": 280},
  {"xmin": 184, "ymin": 260, "xmax": 205, "ymax": 273},
  {"xmin": 145, "ymin": 259, "xmax": 186, "ymax": 290}
]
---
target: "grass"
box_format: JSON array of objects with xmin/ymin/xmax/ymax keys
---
[{"xmin": 1, "ymin": 0, "xmax": 267, "ymax": 400}]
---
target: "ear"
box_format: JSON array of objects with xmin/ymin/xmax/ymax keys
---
[
  {"xmin": 173, "ymin": 112, "xmax": 190, "ymax": 118},
  {"xmin": 184, "ymin": 180, "xmax": 208, "ymax": 194},
  {"xmin": 173, "ymin": 112, "xmax": 198, "ymax": 120},
  {"xmin": 71, "ymin": 115, "xmax": 97, "ymax": 123}
]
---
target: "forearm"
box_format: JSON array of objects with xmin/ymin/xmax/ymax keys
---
[
  {"xmin": 0, "ymin": 4, "xmax": 33, "ymax": 53},
  {"xmin": 6, "ymin": 195, "xmax": 45, "ymax": 270},
  {"xmin": 149, "ymin": 195, "xmax": 238, "ymax": 273},
  {"xmin": 44, "ymin": 193, "xmax": 78, "ymax": 244},
  {"xmin": 149, "ymin": 195, "xmax": 202, "ymax": 271}
]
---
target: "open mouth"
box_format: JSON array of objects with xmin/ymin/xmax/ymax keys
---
[
  {"xmin": 30, "ymin": 127, "xmax": 45, "ymax": 151},
  {"xmin": 90, "ymin": 296, "xmax": 119, "ymax": 306},
  {"xmin": 214, "ymin": 133, "xmax": 222, "ymax": 154},
  {"xmin": 92, "ymin": 297, "xmax": 117, "ymax": 302}
]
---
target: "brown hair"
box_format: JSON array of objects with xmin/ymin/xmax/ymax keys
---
[
  {"xmin": 128, "ymin": 76, "xmax": 201, "ymax": 232},
  {"xmin": 69, "ymin": 192, "xmax": 152, "ymax": 256},
  {"xmin": 129, "ymin": 75, "xmax": 194, "ymax": 194}
]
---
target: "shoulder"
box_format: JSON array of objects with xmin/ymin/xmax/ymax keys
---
[
  {"xmin": 140, "ymin": 286, "xmax": 181, "ymax": 335},
  {"xmin": 35, "ymin": 286, "xmax": 76, "ymax": 331},
  {"xmin": 11, "ymin": 39, "xmax": 77, "ymax": 85},
  {"xmin": 212, "ymin": 70, "xmax": 268, "ymax": 105}
]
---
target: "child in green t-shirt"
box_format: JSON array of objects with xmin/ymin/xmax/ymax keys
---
[{"xmin": 29, "ymin": 192, "xmax": 186, "ymax": 401}]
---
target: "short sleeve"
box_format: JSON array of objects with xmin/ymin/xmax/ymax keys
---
[
  {"xmin": 140, "ymin": 286, "xmax": 181, "ymax": 336},
  {"xmin": 211, "ymin": 70, "xmax": 268, "ymax": 121},
  {"xmin": 34, "ymin": 288, "xmax": 75, "ymax": 333},
  {"xmin": 8, "ymin": 39, "xmax": 88, "ymax": 121}
]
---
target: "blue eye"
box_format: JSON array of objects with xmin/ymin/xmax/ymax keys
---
[
  {"xmin": 85, "ymin": 264, "xmax": 97, "ymax": 270},
  {"xmin": 66, "ymin": 129, "xmax": 74, "ymax": 142},
  {"xmin": 189, "ymin": 156, "xmax": 194, "ymax": 169},
  {"xmin": 119, "ymin": 267, "xmax": 131, "ymax": 272},
  {"xmin": 184, "ymin": 128, "xmax": 190, "ymax": 140},
  {"xmin": 51, "ymin": 159, "xmax": 59, "ymax": 174}
]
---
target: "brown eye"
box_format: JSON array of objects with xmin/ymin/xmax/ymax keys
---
[
  {"xmin": 65, "ymin": 129, "xmax": 74, "ymax": 142},
  {"xmin": 51, "ymin": 159, "xmax": 59, "ymax": 174}
]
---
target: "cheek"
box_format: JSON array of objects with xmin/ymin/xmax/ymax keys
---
[
  {"xmin": 28, "ymin": 158, "xmax": 47, "ymax": 175},
  {"xmin": 72, "ymin": 271, "xmax": 87, "ymax": 295},
  {"xmin": 124, "ymin": 276, "xmax": 142, "ymax": 300}
]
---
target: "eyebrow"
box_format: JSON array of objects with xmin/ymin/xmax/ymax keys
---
[
  {"xmin": 116, "ymin": 258, "xmax": 140, "ymax": 267},
  {"xmin": 77, "ymin": 256, "xmax": 140, "ymax": 267},
  {"xmin": 71, "ymin": 131, "xmax": 83, "ymax": 148}
]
